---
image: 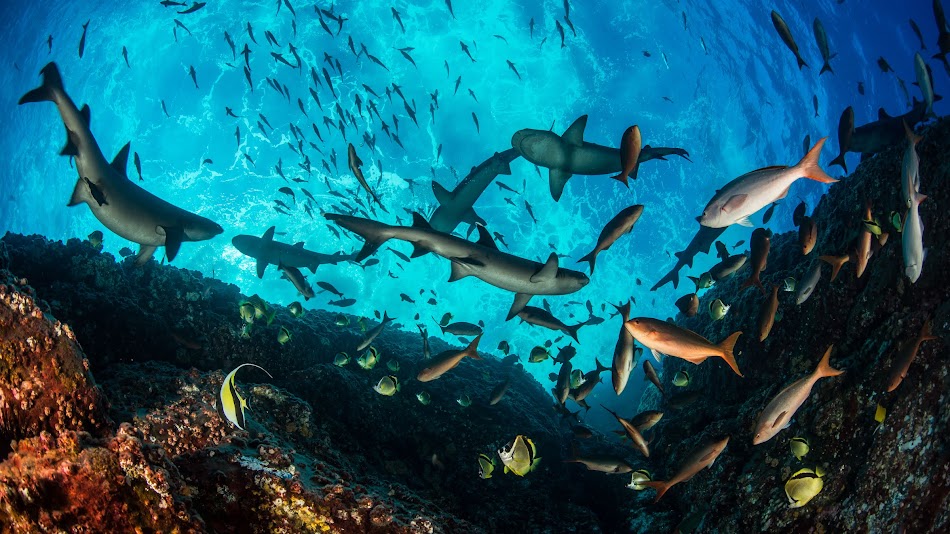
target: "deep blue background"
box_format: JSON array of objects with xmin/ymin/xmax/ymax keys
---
[{"xmin": 0, "ymin": 0, "xmax": 943, "ymax": 424}]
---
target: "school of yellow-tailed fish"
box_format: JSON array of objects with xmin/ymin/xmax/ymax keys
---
[{"xmin": 18, "ymin": 0, "xmax": 946, "ymax": 511}]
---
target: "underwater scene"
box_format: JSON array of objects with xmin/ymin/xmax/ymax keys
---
[{"xmin": 0, "ymin": 0, "xmax": 948, "ymax": 531}]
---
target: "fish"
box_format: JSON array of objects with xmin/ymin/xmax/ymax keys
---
[
  {"xmin": 626, "ymin": 318, "xmax": 743, "ymax": 376},
  {"xmin": 799, "ymin": 216, "xmax": 817, "ymax": 255},
  {"xmin": 498, "ymin": 435, "xmax": 540, "ymax": 477},
  {"xmin": 887, "ymin": 320, "xmax": 938, "ymax": 392},
  {"xmin": 177, "ymin": 2, "xmax": 206, "ymax": 14},
  {"xmin": 87, "ymin": 230, "xmax": 104, "ymax": 249},
  {"xmin": 490, "ymin": 376, "xmax": 512, "ymax": 405},
  {"xmin": 910, "ymin": 19, "xmax": 926, "ymax": 50},
  {"xmin": 762, "ymin": 202, "xmax": 777, "ymax": 224},
  {"xmin": 643, "ymin": 437, "xmax": 730, "ymax": 502},
  {"xmin": 577, "ymin": 205, "xmax": 644, "ymax": 273},
  {"xmin": 478, "ymin": 454, "xmax": 496, "ymax": 479},
  {"xmin": 554, "ymin": 362, "xmax": 573, "ymax": 404},
  {"xmin": 78, "ymin": 20, "xmax": 90, "ymax": 58},
  {"xmin": 855, "ymin": 200, "xmax": 874, "ymax": 278},
  {"xmin": 602, "ymin": 406, "xmax": 650, "ymax": 457},
  {"xmin": 357, "ymin": 348, "xmax": 379, "ymax": 370},
  {"xmin": 611, "ymin": 300, "xmax": 636, "ymax": 394},
  {"xmin": 675, "ymin": 294, "xmax": 699, "ymax": 317},
  {"xmin": 288, "ymin": 302, "xmax": 304, "ymax": 318},
  {"xmin": 529, "ymin": 346, "xmax": 550, "ymax": 363},
  {"xmin": 790, "ymin": 436, "xmax": 809, "ymax": 461},
  {"xmin": 652, "ymin": 225, "xmax": 727, "ymax": 291},
  {"xmin": 914, "ymin": 54, "xmax": 935, "ymax": 116},
  {"xmin": 795, "ymin": 262, "xmax": 822, "ymax": 305},
  {"xmin": 439, "ymin": 321, "xmax": 483, "ymax": 336},
  {"xmin": 757, "ymin": 286, "xmax": 780, "ymax": 342},
  {"xmin": 218, "ymin": 363, "xmax": 273, "ymax": 430},
  {"xmin": 518, "ymin": 306, "xmax": 586, "ymax": 342},
  {"xmin": 783, "ymin": 277, "xmax": 796, "ymax": 292},
  {"xmin": 348, "ymin": 144, "xmax": 384, "ymax": 209},
  {"xmin": 813, "ymin": 18, "xmax": 835, "ymax": 74},
  {"xmin": 829, "ymin": 107, "xmax": 854, "ymax": 173},
  {"xmin": 565, "ymin": 452, "xmax": 633, "ymax": 474},
  {"xmin": 357, "ymin": 313, "xmax": 394, "ymax": 352},
  {"xmin": 709, "ymin": 255, "xmax": 747, "ymax": 281},
  {"xmin": 233, "ymin": 228, "xmax": 354, "ymax": 278},
  {"xmin": 418, "ymin": 335, "xmax": 482, "ymax": 381},
  {"xmin": 611, "ymin": 125, "xmax": 642, "ymax": 185},
  {"xmin": 688, "ymin": 272, "xmax": 714, "ymax": 292},
  {"xmin": 771, "ymin": 11, "xmax": 808, "ymax": 69},
  {"xmin": 373, "ymin": 375, "xmax": 400, "ymax": 396},
  {"xmin": 416, "ymin": 391, "xmax": 431, "ymax": 405},
  {"xmin": 643, "ymin": 360, "xmax": 664, "ymax": 395},
  {"xmin": 418, "ymin": 325, "xmax": 431, "ymax": 359},
  {"xmin": 277, "ymin": 326, "xmax": 291, "ymax": 344},
  {"xmin": 627, "ymin": 469, "xmax": 652, "ymax": 491},
  {"xmin": 333, "ymin": 352, "xmax": 350, "ymax": 366},
  {"xmin": 875, "ymin": 403, "xmax": 886, "ymax": 424},
  {"xmin": 785, "ymin": 468, "xmax": 824, "ymax": 508},
  {"xmin": 631, "ymin": 410, "xmax": 663, "ymax": 432},
  {"xmin": 753, "ymin": 346, "xmax": 843, "ymax": 444},
  {"xmin": 456, "ymin": 394, "xmax": 472, "ymax": 407},
  {"xmin": 672, "ymin": 371, "xmax": 690, "ymax": 387},
  {"xmin": 19, "ymin": 63, "xmax": 223, "ymax": 264},
  {"xmin": 902, "ymin": 122, "xmax": 923, "ymax": 210},
  {"xmin": 429, "ymin": 149, "xmax": 521, "ymax": 235},
  {"xmin": 819, "ymin": 254, "xmax": 849, "ymax": 282},
  {"xmin": 849, "ymin": 99, "xmax": 928, "ymax": 155},
  {"xmin": 386, "ymin": 359, "xmax": 400, "ymax": 372},
  {"xmin": 709, "ymin": 299, "xmax": 730, "ymax": 321},
  {"xmin": 741, "ymin": 228, "xmax": 771, "ymax": 295},
  {"xmin": 278, "ymin": 263, "xmax": 314, "ymax": 300},
  {"xmin": 813, "ymin": 95, "xmax": 819, "ymax": 118},
  {"xmin": 327, "ymin": 214, "xmax": 589, "ymax": 320},
  {"xmin": 699, "ymin": 139, "xmax": 835, "ymax": 228}
]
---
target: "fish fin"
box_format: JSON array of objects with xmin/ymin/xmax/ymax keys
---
[
  {"xmin": 819, "ymin": 255, "xmax": 848, "ymax": 282},
  {"xmin": 722, "ymin": 194, "xmax": 748, "ymax": 214},
  {"xmin": 448, "ymin": 259, "xmax": 474, "ymax": 282},
  {"xmin": 530, "ymin": 253, "xmax": 559, "ymax": 283},
  {"xmin": 735, "ymin": 215, "xmax": 753, "ymax": 227},
  {"xmin": 410, "ymin": 211, "xmax": 432, "ymax": 229},
  {"xmin": 474, "ymin": 224, "xmax": 498, "ymax": 250},
  {"xmin": 549, "ymin": 167, "xmax": 573, "ymax": 202},
  {"xmin": 643, "ymin": 480, "xmax": 671, "ymax": 502},
  {"xmin": 67, "ymin": 178, "xmax": 89, "ymax": 207},
  {"xmin": 829, "ymin": 152, "xmax": 848, "ymax": 174},
  {"xmin": 770, "ymin": 412, "xmax": 788, "ymax": 429},
  {"xmin": 160, "ymin": 225, "xmax": 185, "ymax": 262},
  {"xmin": 675, "ymin": 251, "xmax": 693, "ymax": 268},
  {"xmin": 609, "ymin": 172, "xmax": 630, "ymax": 187},
  {"xmin": 293, "ymin": 242, "xmax": 305, "ymax": 248},
  {"xmin": 561, "ymin": 114, "xmax": 587, "ymax": 146},
  {"xmin": 110, "ymin": 142, "xmax": 131, "ymax": 176},
  {"xmin": 797, "ymin": 56, "xmax": 808, "ymax": 70},
  {"xmin": 256, "ymin": 258, "xmax": 267, "ymax": 279},
  {"xmin": 18, "ymin": 62, "xmax": 63, "ymax": 105},
  {"xmin": 465, "ymin": 334, "xmax": 483, "ymax": 359},
  {"xmin": 902, "ymin": 120, "xmax": 923, "ymax": 145},
  {"xmin": 134, "ymin": 245, "xmax": 157, "ymax": 266},
  {"xmin": 577, "ymin": 250, "xmax": 597, "ymax": 274},
  {"xmin": 261, "ymin": 226, "xmax": 275, "ymax": 242},
  {"xmin": 59, "ymin": 126, "xmax": 81, "ymax": 157},
  {"xmin": 796, "ymin": 137, "xmax": 836, "ymax": 183},
  {"xmin": 739, "ymin": 273, "xmax": 765, "ymax": 296},
  {"xmin": 820, "ymin": 62, "xmax": 833, "ymax": 75},
  {"xmin": 79, "ymin": 104, "xmax": 90, "ymax": 127},
  {"xmin": 814, "ymin": 345, "xmax": 844, "ymax": 378},
  {"xmin": 565, "ymin": 322, "xmax": 584, "ymax": 343},
  {"xmin": 507, "ymin": 293, "xmax": 532, "ymax": 320},
  {"xmin": 717, "ymin": 331, "xmax": 743, "ymax": 376},
  {"xmin": 650, "ymin": 348, "xmax": 663, "ymax": 362},
  {"xmin": 432, "ymin": 181, "xmax": 453, "ymax": 205},
  {"xmin": 878, "ymin": 108, "xmax": 890, "ymax": 120}
]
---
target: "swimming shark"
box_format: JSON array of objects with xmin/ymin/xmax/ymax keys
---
[
  {"xmin": 847, "ymin": 99, "xmax": 928, "ymax": 156},
  {"xmin": 511, "ymin": 115, "xmax": 690, "ymax": 201},
  {"xmin": 650, "ymin": 224, "xmax": 727, "ymax": 291},
  {"xmin": 326, "ymin": 212, "xmax": 589, "ymax": 319},
  {"xmin": 429, "ymin": 148, "xmax": 521, "ymax": 234},
  {"xmin": 232, "ymin": 226, "xmax": 357, "ymax": 278},
  {"xmin": 19, "ymin": 62, "xmax": 223, "ymax": 264}
]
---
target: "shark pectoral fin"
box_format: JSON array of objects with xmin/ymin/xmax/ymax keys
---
[
  {"xmin": 134, "ymin": 245, "xmax": 157, "ymax": 266},
  {"xmin": 432, "ymin": 182, "xmax": 452, "ymax": 205},
  {"xmin": 160, "ymin": 225, "xmax": 185, "ymax": 262},
  {"xmin": 256, "ymin": 258, "xmax": 267, "ymax": 279},
  {"xmin": 530, "ymin": 253, "xmax": 559, "ymax": 283},
  {"xmin": 261, "ymin": 226, "xmax": 276, "ymax": 242},
  {"xmin": 59, "ymin": 126, "xmax": 81, "ymax": 157},
  {"xmin": 562, "ymin": 115, "xmax": 588, "ymax": 146},
  {"xmin": 448, "ymin": 259, "xmax": 475, "ymax": 282},
  {"xmin": 507, "ymin": 293, "xmax": 532, "ymax": 320},
  {"xmin": 475, "ymin": 224, "xmax": 498, "ymax": 250},
  {"xmin": 410, "ymin": 243, "xmax": 430, "ymax": 258},
  {"xmin": 67, "ymin": 178, "xmax": 89, "ymax": 207},
  {"xmin": 549, "ymin": 168, "xmax": 573, "ymax": 202},
  {"xmin": 722, "ymin": 194, "xmax": 748, "ymax": 213},
  {"xmin": 110, "ymin": 142, "xmax": 131, "ymax": 177}
]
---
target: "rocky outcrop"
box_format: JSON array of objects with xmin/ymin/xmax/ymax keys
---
[{"xmin": 634, "ymin": 119, "xmax": 950, "ymax": 532}]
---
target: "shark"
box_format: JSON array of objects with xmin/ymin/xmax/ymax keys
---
[
  {"xmin": 847, "ymin": 99, "xmax": 928, "ymax": 156},
  {"xmin": 19, "ymin": 62, "xmax": 223, "ymax": 264},
  {"xmin": 511, "ymin": 115, "xmax": 690, "ymax": 201},
  {"xmin": 650, "ymin": 224, "xmax": 727, "ymax": 291},
  {"xmin": 325, "ymin": 212, "xmax": 589, "ymax": 319},
  {"xmin": 232, "ymin": 226, "xmax": 357, "ymax": 278},
  {"xmin": 429, "ymin": 148, "xmax": 521, "ymax": 234}
]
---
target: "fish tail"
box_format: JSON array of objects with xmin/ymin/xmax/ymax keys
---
[
  {"xmin": 797, "ymin": 56, "xmax": 808, "ymax": 70},
  {"xmin": 577, "ymin": 251, "xmax": 597, "ymax": 274},
  {"xmin": 739, "ymin": 274, "xmax": 764, "ymax": 295},
  {"xmin": 819, "ymin": 62, "xmax": 833, "ymax": 75},
  {"xmin": 643, "ymin": 480, "xmax": 671, "ymax": 502},
  {"xmin": 465, "ymin": 333, "xmax": 483, "ymax": 360},
  {"xmin": 608, "ymin": 172, "xmax": 630, "ymax": 187},
  {"xmin": 717, "ymin": 331, "xmax": 743, "ymax": 377},
  {"xmin": 828, "ymin": 152, "xmax": 848, "ymax": 174},
  {"xmin": 565, "ymin": 322, "xmax": 584, "ymax": 343},
  {"xmin": 19, "ymin": 62, "xmax": 63, "ymax": 105},
  {"xmin": 920, "ymin": 320, "xmax": 938, "ymax": 341},
  {"xmin": 796, "ymin": 137, "xmax": 837, "ymax": 183},
  {"xmin": 819, "ymin": 255, "xmax": 847, "ymax": 282},
  {"xmin": 902, "ymin": 120, "xmax": 923, "ymax": 145},
  {"xmin": 815, "ymin": 345, "xmax": 844, "ymax": 378}
]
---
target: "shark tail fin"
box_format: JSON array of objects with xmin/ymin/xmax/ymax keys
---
[
  {"xmin": 565, "ymin": 322, "xmax": 584, "ymax": 343},
  {"xmin": 19, "ymin": 62, "xmax": 63, "ymax": 105},
  {"xmin": 819, "ymin": 62, "xmax": 833, "ymax": 75},
  {"xmin": 577, "ymin": 250, "xmax": 597, "ymax": 274},
  {"xmin": 796, "ymin": 137, "xmax": 837, "ymax": 184},
  {"xmin": 828, "ymin": 151, "xmax": 848, "ymax": 174}
]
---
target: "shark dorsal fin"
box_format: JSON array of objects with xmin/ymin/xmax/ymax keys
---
[
  {"xmin": 878, "ymin": 108, "xmax": 890, "ymax": 120},
  {"xmin": 411, "ymin": 212, "xmax": 432, "ymax": 229},
  {"xmin": 80, "ymin": 104, "xmax": 91, "ymax": 126},
  {"xmin": 294, "ymin": 242, "xmax": 305, "ymax": 248},
  {"xmin": 111, "ymin": 142, "xmax": 131, "ymax": 177},
  {"xmin": 562, "ymin": 115, "xmax": 588, "ymax": 147},
  {"xmin": 530, "ymin": 253, "xmax": 559, "ymax": 283},
  {"xmin": 261, "ymin": 226, "xmax": 276, "ymax": 242},
  {"xmin": 475, "ymin": 224, "xmax": 497, "ymax": 250},
  {"xmin": 432, "ymin": 181, "xmax": 452, "ymax": 205}
]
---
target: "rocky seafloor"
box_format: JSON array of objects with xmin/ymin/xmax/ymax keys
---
[{"xmin": 1, "ymin": 118, "xmax": 948, "ymax": 533}]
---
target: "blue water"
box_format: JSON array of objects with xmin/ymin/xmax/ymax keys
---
[{"xmin": 0, "ymin": 0, "xmax": 943, "ymax": 422}]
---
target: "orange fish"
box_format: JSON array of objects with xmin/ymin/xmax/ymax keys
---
[
  {"xmin": 741, "ymin": 228, "xmax": 771, "ymax": 296},
  {"xmin": 626, "ymin": 318, "xmax": 743, "ymax": 376},
  {"xmin": 643, "ymin": 360, "xmax": 664, "ymax": 395},
  {"xmin": 757, "ymin": 285, "xmax": 780, "ymax": 342},
  {"xmin": 886, "ymin": 321, "xmax": 938, "ymax": 392},
  {"xmin": 799, "ymin": 216, "xmax": 817, "ymax": 255},
  {"xmin": 643, "ymin": 436, "xmax": 730, "ymax": 501},
  {"xmin": 611, "ymin": 125, "xmax": 642, "ymax": 186},
  {"xmin": 855, "ymin": 199, "xmax": 873, "ymax": 278}
]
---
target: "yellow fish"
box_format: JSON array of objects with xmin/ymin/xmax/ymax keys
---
[
  {"xmin": 626, "ymin": 469, "xmax": 652, "ymax": 490},
  {"xmin": 789, "ymin": 436, "xmax": 809, "ymax": 461},
  {"xmin": 219, "ymin": 363, "xmax": 273, "ymax": 430},
  {"xmin": 498, "ymin": 435, "xmax": 541, "ymax": 477},
  {"xmin": 785, "ymin": 467, "xmax": 824, "ymax": 508},
  {"xmin": 875, "ymin": 403, "xmax": 886, "ymax": 424},
  {"xmin": 672, "ymin": 371, "xmax": 691, "ymax": 387},
  {"xmin": 477, "ymin": 454, "xmax": 495, "ymax": 479},
  {"xmin": 373, "ymin": 375, "xmax": 399, "ymax": 396}
]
